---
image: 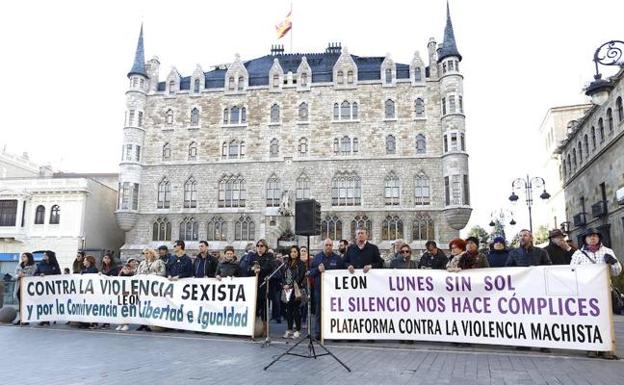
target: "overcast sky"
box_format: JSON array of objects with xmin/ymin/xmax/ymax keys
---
[{"xmin": 1, "ymin": 0, "xmax": 622, "ymax": 234}]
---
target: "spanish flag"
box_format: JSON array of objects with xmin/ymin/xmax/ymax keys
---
[{"xmin": 275, "ymin": 10, "xmax": 292, "ymax": 39}]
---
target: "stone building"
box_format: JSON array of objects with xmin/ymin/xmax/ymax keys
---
[
  {"xmin": 555, "ymin": 68, "xmax": 624, "ymax": 256},
  {"xmin": 115, "ymin": 6, "xmax": 472, "ymax": 257},
  {"xmin": 536, "ymin": 104, "xmax": 591, "ymax": 232}
]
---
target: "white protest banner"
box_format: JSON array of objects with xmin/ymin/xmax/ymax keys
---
[
  {"xmin": 21, "ymin": 275, "xmax": 257, "ymax": 336},
  {"xmin": 322, "ymin": 265, "xmax": 614, "ymax": 351}
]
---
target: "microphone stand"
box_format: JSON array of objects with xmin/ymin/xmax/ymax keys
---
[
  {"xmin": 264, "ymin": 236, "xmax": 351, "ymax": 372},
  {"xmin": 259, "ymin": 259, "xmax": 286, "ymax": 348}
]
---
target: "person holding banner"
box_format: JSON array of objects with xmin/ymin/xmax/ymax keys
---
[
  {"xmin": 13, "ymin": 252, "xmax": 36, "ymax": 325},
  {"xmin": 390, "ymin": 244, "xmax": 417, "ymax": 269},
  {"xmin": 418, "ymin": 241, "xmax": 448, "ymax": 270},
  {"xmin": 281, "ymin": 246, "xmax": 307, "ymax": 339},
  {"xmin": 344, "ymin": 228, "xmax": 384, "ymax": 273},
  {"xmin": 194, "ymin": 241, "xmax": 218, "ymax": 278},
  {"xmin": 570, "ymin": 228, "xmax": 621, "ymax": 359},
  {"xmin": 166, "ymin": 240, "xmax": 193, "ymax": 280},
  {"xmin": 72, "ymin": 251, "xmax": 85, "ymax": 274},
  {"xmin": 137, "ymin": 248, "xmax": 166, "ymax": 276},
  {"xmin": 80, "ymin": 255, "xmax": 99, "ymax": 274},
  {"xmin": 505, "ymin": 229, "xmax": 551, "ymax": 267},
  {"xmin": 487, "ymin": 236, "xmax": 509, "ymax": 268},
  {"xmin": 310, "ymin": 238, "xmax": 345, "ymax": 340},
  {"xmin": 100, "ymin": 253, "xmax": 121, "ymax": 276},
  {"xmin": 215, "ymin": 246, "xmax": 241, "ymax": 279},
  {"xmin": 34, "ymin": 250, "xmax": 61, "ymax": 277}
]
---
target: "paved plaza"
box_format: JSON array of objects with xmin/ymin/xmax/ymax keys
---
[{"xmin": 1, "ymin": 316, "xmax": 624, "ymax": 385}]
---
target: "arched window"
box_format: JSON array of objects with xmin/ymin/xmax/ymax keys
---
[
  {"xmin": 191, "ymin": 108, "xmax": 199, "ymax": 126},
  {"xmin": 228, "ymin": 77, "xmax": 235, "ymax": 91},
  {"xmin": 384, "ymin": 172, "xmax": 400, "ymax": 206},
  {"xmin": 414, "ymin": 67, "xmax": 422, "ymax": 82},
  {"xmin": 223, "ymin": 108, "xmax": 229, "ymax": 125},
  {"xmin": 193, "ymin": 79, "xmax": 200, "ymax": 93},
  {"xmin": 337, "ymin": 71, "xmax": 344, "ymax": 84},
  {"xmin": 225, "ymin": 140, "xmax": 244, "ymax": 159},
  {"xmin": 416, "ymin": 134, "xmax": 427, "ymax": 154},
  {"xmin": 183, "ymin": 177, "xmax": 197, "ymax": 208},
  {"xmin": 296, "ymin": 173, "xmax": 310, "ymax": 200},
  {"xmin": 49, "ymin": 205, "xmax": 60, "ymax": 224},
  {"xmin": 413, "ymin": 215, "xmax": 434, "ymax": 241},
  {"xmin": 188, "ymin": 142, "xmax": 198, "ymax": 160},
  {"xmin": 162, "ymin": 143, "xmax": 171, "ymax": 160},
  {"xmin": 566, "ymin": 154, "xmax": 572, "ymax": 176},
  {"xmin": 340, "ymin": 101, "xmax": 350, "ymax": 120},
  {"xmin": 231, "ymin": 106, "xmax": 240, "ymax": 124},
  {"xmin": 168, "ymin": 80, "xmax": 175, "ymax": 95},
  {"xmin": 386, "ymin": 135, "xmax": 396, "ymax": 154},
  {"xmin": 179, "ymin": 217, "xmax": 198, "ymax": 241},
  {"xmin": 238, "ymin": 76, "xmax": 244, "ymax": 91},
  {"xmin": 34, "ymin": 205, "xmax": 45, "ymax": 224},
  {"xmin": 272, "ymin": 74, "xmax": 280, "ymax": 88},
  {"xmin": 266, "ymin": 175, "xmax": 281, "ymax": 207},
  {"xmin": 165, "ymin": 109, "xmax": 174, "ymax": 125},
  {"xmin": 353, "ymin": 137, "xmax": 359, "ymax": 153},
  {"xmin": 415, "ymin": 98, "xmax": 425, "ymax": 117},
  {"xmin": 157, "ymin": 178, "xmax": 171, "ymax": 209},
  {"xmin": 562, "ymin": 161, "xmax": 567, "ymax": 180},
  {"xmin": 218, "ymin": 174, "xmax": 246, "ymax": 208},
  {"xmin": 352, "ymin": 102, "xmax": 358, "ymax": 119},
  {"xmin": 350, "ymin": 215, "xmax": 372, "ymax": 240},
  {"xmin": 385, "ymin": 68, "xmax": 392, "ymax": 84},
  {"xmin": 235, "ymin": 216, "xmax": 255, "ymax": 241},
  {"xmin": 572, "ymin": 148, "xmax": 577, "ymax": 171},
  {"xmin": 577, "ymin": 141, "xmax": 583, "ymax": 164},
  {"xmin": 300, "ymin": 72, "xmax": 308, "ymax": 87},
  {"xmin": 591, "ymin": 126, "xmax": 597, "ymax": 150},
  {"xmin": 385, "ymin": 99, "xmax": 396, "ymax": 119},
  {"xmin": 333, "ymin": 138, "xmax": 340, "ymax": 154},
  {"xmin": 347, "ymin": 70, "xmax": 354, "ymax": 84},
  {"xmin": 415, "ymin": 174, "xmax": 431, "ymax": 205},
  {"xmin": 321, "ymin": 215, "xmax": 343, "ymax": 240},
  {"xmin": 241, "ymin": 107, "xmax": 247, "ymax": 123},
  {"xmin": 331, "ymin": 172, "xmax": 361, "ymax": 206},
  {"xmin": 599, "ymin": 118, "xmax": 605, "ymax": 142},
  {"xmin": 298, "ymin": 102, "xmax": 309, "ymax": 121},
  {"xmin": 270, "ymin": 138, "xmax": 279, "ymax": 157},
  {"xmin": 333, "ymin": 103, "xmax": 339, "ymax": 120},
  {"xmin": 270, "ymin": 104, "xmax": 280, "ymax": 123},
  {"xmin": 617, "ymin": 97, "xmax": 623, "ymax": 122},
  {"xmin": 607, "ymin": 108, "xmax": 614, "ymax": 133},
  {"xmin": 298, "ymin": 137, "xmax": 308, "ymax": 155},
  {"xmin": 583, "ymin": 135, "xmax": 589, "ymax": 157},
  {"xmin": 340, "ymin": 136, "xmax": 351, "ymax": 155},
  {"xmin": 152, "ymin": 217, "xmax": 171, "ymax": 241},
  {"xmin": 207, "ymin": 217, "xmax": 227, "ymax": 241},
  {"xmin": 381, "ymin": 215, "xmax": 403, "ymax": 241}
]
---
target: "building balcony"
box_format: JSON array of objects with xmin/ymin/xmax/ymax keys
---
[
  {"xmin": 443, "ymin": 206, "xmax": 472, "ymax": 230},
  {"xmin": 115, "ymin": 210, "xmax": 138, "ymax": 232}
]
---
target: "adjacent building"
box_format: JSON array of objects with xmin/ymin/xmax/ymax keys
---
[
  {"xmin": 116, "ymin": 6, "xmax": 472, "ymax": 257},
  {"xmin": 0, "ymin": 152, "xmax": 124, "ymax": 272},
  {"xmin": 536, "ymin": 104, "xmax": 591, "ymax": 232},
  {"xmin": 555, "ymin": 68, "xmax": 624, "ymax": 255}
]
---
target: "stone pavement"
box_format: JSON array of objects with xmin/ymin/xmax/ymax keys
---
[{"xmin": 1, "ymin": 317, "xmax": 624, "ymax": 385}]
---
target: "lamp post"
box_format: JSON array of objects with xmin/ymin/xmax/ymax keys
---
[
  {"xmin": 488, "ymin": 209, "xmax": 516, "ymax": 227},
  {"xmin": 508, "ymin": 175, "xmax": 550, "ymax": 233},
  {"xmin": 584, "ymin": 40, "xmax": 624, "ymax": 105}
]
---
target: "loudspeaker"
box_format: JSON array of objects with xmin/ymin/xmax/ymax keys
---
[{"xmin": 295, "ymin": 199, "xmax": 322, "ymax": 236}]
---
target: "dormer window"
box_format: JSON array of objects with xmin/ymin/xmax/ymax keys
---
[
  {"xmin": 347, "ymin": 70, "xmax": 354, "ymax": 84},
  {"xmin": 337, "ymin": 71, "xmax": 344, "ymax": 84},
  {"xmin": 228, "ymin": 77, "xmax": 235, "ymax": 91},
  {"xmin": 414, "ymin": 67, "xmax": 422, "ymax": 82},
  {"xmin": 238, "ymin": 76, "xmax": 245, "ymax": 91},
  {"xmin": 300, "ymin": 73, "xmax": 308, "ymax": 87},
  {"xmin": 272, "ymin": 74, "xmax": 280, "ymax": 88},
  {"xmin": 193, "ymin": 79, "xmax": 200, "ymax": 93},
  {"xmin": 168, "ymin": 81, "xmax": 175, "ymax": 95},
  {"xmin": 385, "ymin": 68, "xmax": 392, "ymax": 84}
]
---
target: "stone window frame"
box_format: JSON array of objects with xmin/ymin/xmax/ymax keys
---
[
  {"xmin": 152, "ymin": 217, "xmax": 172, "ymax": 241},
  {"xmin": 331, "ymin": 171, "xmax": 362, "ymax": 206},
  {"xmin": 165, "ymin": 109, "xmax": 174, "ymax": 126},
  {"xmin": 222, "ymin": 139, "xmax": 245, "ymax": 160},
  {"xmin": 321, "ymin": 215, "xmax": 343, "ymax": 240},
  {"xmin": 412, "ymin": 215, "xmax": 434, "ymax": 241},
  {"xmin": 297, "ymin": 101, "xmax": 310, "ymax": 123},
  {"xmin": 183, "ymin": 176, "xmax": 198, "ymax": 209},
  {"xmin": 157, "ymin": 177, "xmax": 171, "ymax": 209},
  {"xmin": 416, "ymin": 134, "xmax": 427, "ymax": 154},
  {"xmin": 384, "ymin": 171, "xmax": 400, "ymax": 206},
  {"xmin": 414, "ymin": 173, "xmax": 431, "ymax": 206},
  {"xmin": 218, "ymin": 174, "xmax": 246, "ymax": 208},
  {"xmin": 385, "ymin": 134, "xmax": 396, "ymax": 155},
  {"xmin": 188, "ymin": 141, "xmax": 198, "ymax": 161},
  {"xmin": 381, "ymin": 215, "xmax": 403, "ymax": 241},
  {"xmin": 269, "ymin": 138, "xmax": 280, "ymax": 158},
  {"xmin": 333, "ymin": 135, "xmax": 358, "ymax": 156},
  {"xmin": 296, "ymin": 173, "xmax": 311, "ymax": 201},
  {"xmin": 179, "ymin": 217, "xmax": 199, "ymax": 241},
  {"xmin": 49, "ymin": 205, "xmax": 60, "ymax": 225},
  {"xmin": 162, "ymin": 143, "xmax": 171, "ymax": 161},
  {"xmin": 190, "ymin": 106, "xmax": 200, "ymax": 128},
  {"xmin": 235, "ymin": 216, "xmax": 255, "ymax": 241},
  {"xmin": 269, "ymin": 103, "xmax": 282, "ymax": 125},
  {"xmin": 350, "ymin": 215, "xmax": 372, "ymax": 240},
  {"xmin": 34, "ymin": 205, "xmax": 45, "ymax": 225},
  {"xmin": 384, "ymin": 99, "xmax": 397, "ymax": 121},
  {"xmin": 332, "ymin": 100, "xmax": 360, "ymax": 122},
  {"xmin": 222, "ymin": 105, "xmax": 248, "ymax": 127},
  {"xmin": 266, "ymin": 174, "xmax": 281, "ymax": 208},
  {"xmin": 207, "ymin": 216, "xmax": 227, "ymax": 241},
  {"xmin": 414, "ymin": 98, "xmax": 426, "ymax": 119},
  {"xmin": 298, "ymin": 137, "xmax": 309, "ymax": 156}
]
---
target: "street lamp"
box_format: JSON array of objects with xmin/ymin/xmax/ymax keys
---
[
  {"xmin": 508, "ymin": 175, "xmax": 550, "ymax": 233},
  {"xmin": 489, "ymin": 208, "xmax": 516, "ymax": 227},
  {"xmin": 584, "ymin": 40, "xmax": 624, "ymax": 105}
]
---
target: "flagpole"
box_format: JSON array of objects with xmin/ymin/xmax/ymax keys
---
[{"xmin": 289, "ymin": 1, "xmax": 293, "ymax": 53}]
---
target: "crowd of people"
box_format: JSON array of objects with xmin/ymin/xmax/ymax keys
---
[{"xmin": 10, "ymin": 226, "xmax": 621, "ymax": 356}]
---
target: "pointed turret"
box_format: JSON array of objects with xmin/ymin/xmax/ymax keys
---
[
  {"xmin": 437, "ymin": 2, "xmax": 462, "ymax": 62},
  {"xmin": 128, "ymin": 25, "xmax": 147, "ymax": 78}
]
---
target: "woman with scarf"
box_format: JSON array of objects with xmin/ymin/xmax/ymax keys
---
[
  {"xmin": 447, "ymin": 238, "xmax": 489, "ymax": 272},
  {"xmin": 281, "ymin": 246, "xmax": 306, "ymax": 339},
  {"xmin": 13, "ymin": 253, "xmax": 36, "ymax": 325}
]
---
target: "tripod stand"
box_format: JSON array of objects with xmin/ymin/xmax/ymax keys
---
[
  {"xmin": 264, "ymin": 236, "xmax": 351, "ymax": 372},
  {"xmin": 260, "ymin": 260, "xmax": 286, "ymax": 349}
]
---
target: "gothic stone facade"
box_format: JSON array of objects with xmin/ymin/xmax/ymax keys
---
[
  {"xmin": 555, "ymin": 69, "xmax": 624, "ymax": 258},
  {"xmin": 116, "ymin": 20, "xmax": 471, "ymax": 257}
]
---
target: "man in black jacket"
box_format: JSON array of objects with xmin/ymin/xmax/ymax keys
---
[
  {"xmin": 505, "ymin": 229, "xmax": 552, "ymax": 267},
  {"xmin": 193, "ymin": 240, "xmax": 218, "ymax": 278},
  {"xmin": 544, "ymin": 229, "xmax": 575, "ymax": 265},
  {"xmin": 166, "ymin": 240, "xmax": 193, "ymax": 279},
  {"xmin": 418, "ymin": 241, "xmax": 448, "ymax": 269},
  {"xmin": 344, "ymin": 228, "xmax": 384, "ymax": 273},
  {"xmin": 247, "ymin": 239, "xmax": 279, "ymax": 334}
]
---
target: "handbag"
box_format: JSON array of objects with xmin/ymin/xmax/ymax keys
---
[
  {"xmin": 579, "ymin": 250, "xmax": 623, "ymax": 314},
  {"xmin": 294, "ymin": 282, "xmax": 302, "ymax": 300}
]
